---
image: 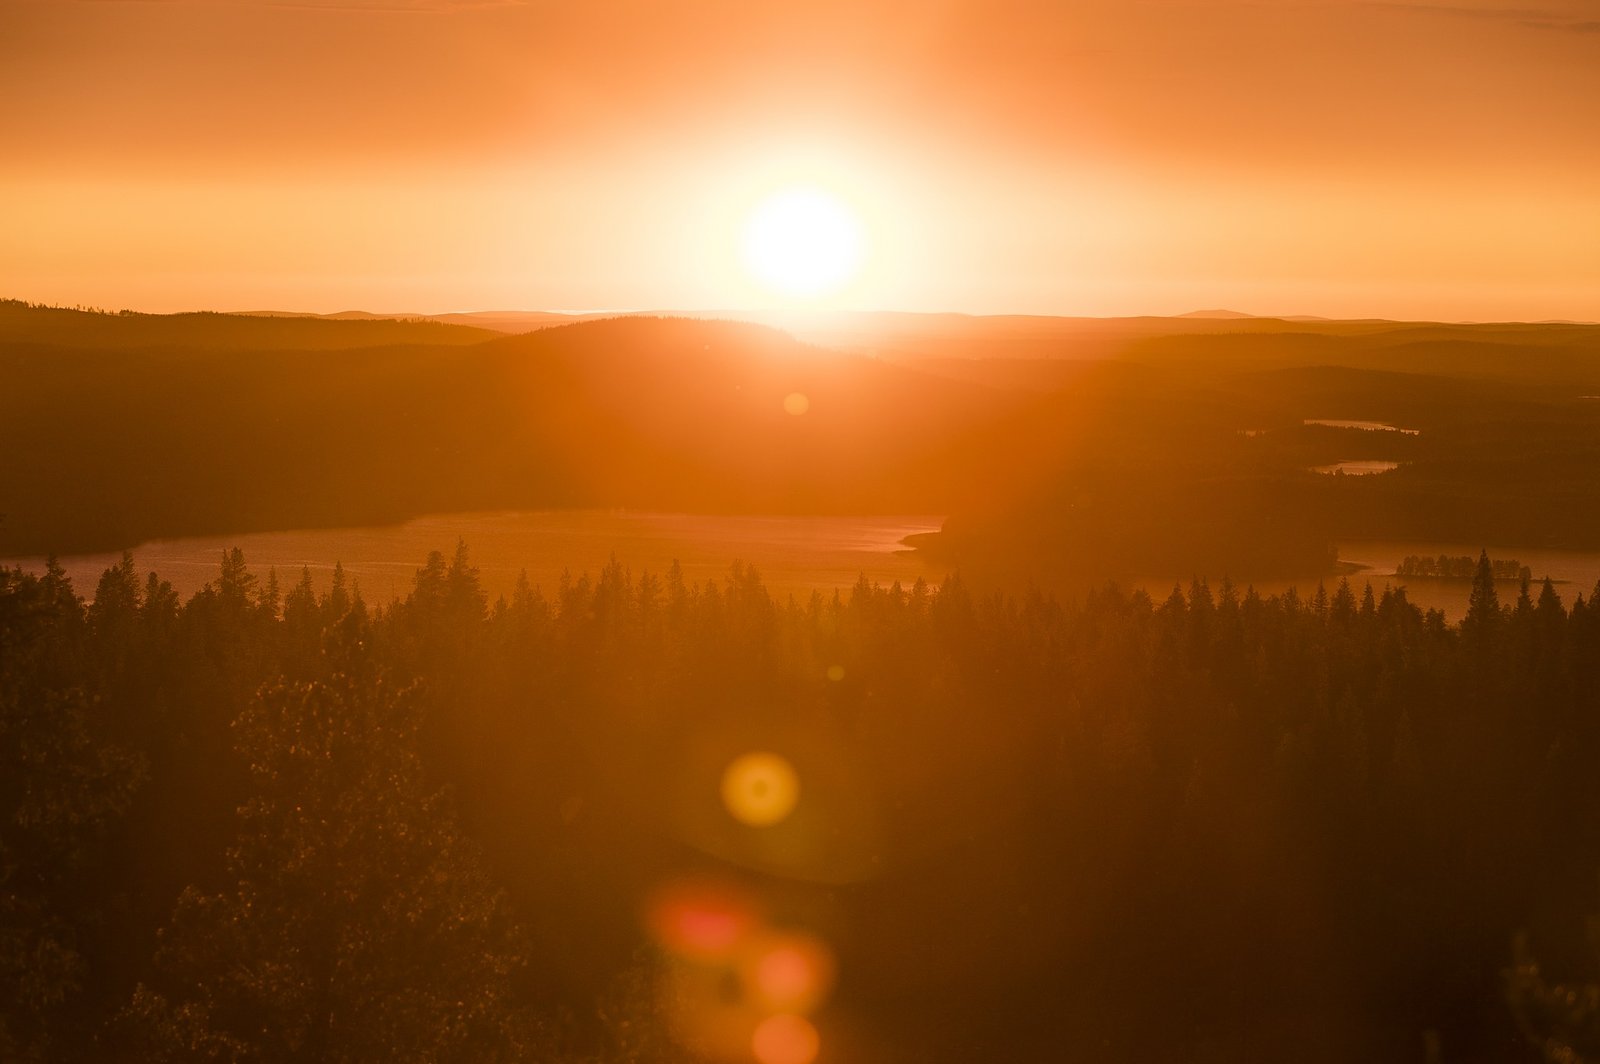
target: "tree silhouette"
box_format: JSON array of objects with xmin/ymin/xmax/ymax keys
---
[
  {"xmin": 120, "ymin": 669, "xmax": 537, "ymax": 1062},
  {"xmin": 1463, "ymin": 549, "xmax": 1504, "ymax": 647},
  {"xmin": 0, "ymin": 566, "xmax": 141, "ymax": 1061}
]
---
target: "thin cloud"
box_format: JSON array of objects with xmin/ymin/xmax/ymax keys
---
[
  {"xmin": 1368, "ymin": 2, "xmax": 1600, "ymax": 33},
  {"xmin": 74, "ymin": 0, "xmax": 530, "ymax": 10}
]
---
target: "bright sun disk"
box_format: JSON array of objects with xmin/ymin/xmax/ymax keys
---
[{"xmin": 741, "ymin": 186, "xmax": 864, "ymax": 300}]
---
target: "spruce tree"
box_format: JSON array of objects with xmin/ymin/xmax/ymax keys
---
[{"xmin": 1464, "ymin": 549, "xmax": 1502, "ymax": 644}]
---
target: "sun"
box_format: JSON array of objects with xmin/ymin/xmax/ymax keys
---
[{"xmin": 740, "ymin": 186, "xmax": 865, "ymax": 300}]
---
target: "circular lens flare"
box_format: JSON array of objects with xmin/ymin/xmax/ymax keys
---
[
  {"xmin": 752, "ymin": 1014, "xmax": 821, "ymax": 1064},
  {"xmin": 646, "ymin": 880, "xmax": 759, "ymax": 961},
  {"xmin": 741, "ymin": 187, "xmax": 864, "ymax": 300},
  {"xmin": 721, "ymin": 751, "xmax": 800, "ymax": 827},
  {"xmin": 744, "ymin": 932, "xmax": 836, "ymax": 1014}
]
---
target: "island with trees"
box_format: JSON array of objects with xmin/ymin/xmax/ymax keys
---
[{"xmin": 1397, "ymin": 554, "xmax": 1533, "ymax": 583}]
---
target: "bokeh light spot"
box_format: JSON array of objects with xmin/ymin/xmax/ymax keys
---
[
  {"xmin": 646, "ymin": 880, "xmax": 758, "ymax": 961},
  {"xmin": 721, "ymin": 751, "xmax": 800, "ymax": 827},
  {"xmin": 783, "ymin": 392, "xmax": 810, "ymax": 416},
  {"xmin": 825, "ymin": 664, "xmax": 844, "ymax": 682},
  {"xmin": 745, "ymin": 932, "xmax": 835, "ymax": 1014},
  {"xmin": 752, "ymin": 1013, "xmax": 820, "ymax": 1064}
]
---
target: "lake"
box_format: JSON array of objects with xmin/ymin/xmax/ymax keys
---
[
  {"xmin": 1311, "ymin": 461, "xmax": 1403, "ymax": 476},
  {"xmin": 0, "ymin": 511, "xmax": 947, "ymax": 605},
  {"xmin": 1303, "ymin": 419, "xmax": 1421, "ymax": 435},
  {"xmin": 12, "ymin": 516, "xmax": 1600, "ymax": 623}
]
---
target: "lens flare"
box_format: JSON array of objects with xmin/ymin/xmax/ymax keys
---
[
  {"xmin": 643, "ymin": 874, "xmax": 838, "ymax": 1062},
  {"xmin": 721, "ymin": 751, "xmax": 800, "ymax": 827},
  {"xmin": 752, "ymin": 1013, "xmax": 821, "ymax": 1064},
  {"xmin": 646, "ymin": 880, "xmax": 759, "ymax": 962},
  {"xmin": 783, "ymin": 392, "xmax": 810, "ymax": 416},
  {"xmin": 743, "ymin": 932, "xmax": 835, "ymax": 1014}
]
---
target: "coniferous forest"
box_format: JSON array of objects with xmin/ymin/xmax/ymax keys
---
[{"xmin": 6, "ymin": 544, "xmax": 1600, "ymax": 1062}]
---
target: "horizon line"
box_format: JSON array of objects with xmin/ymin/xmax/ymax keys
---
[{"xmin": 8, "ymin": 297, "xmax": 1597, "ymax": 328}]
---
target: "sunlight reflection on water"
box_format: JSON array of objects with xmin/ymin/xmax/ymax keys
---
[
  {"xmin": 2, "ymin": 510, "xmax": 946, "ymax": 603},
  {"xmin": 1310, "ymin": 460, "xmax": 1402, "ymax": 476}
]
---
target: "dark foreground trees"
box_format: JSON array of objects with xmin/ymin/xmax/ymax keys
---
[
  {"xmin": 7, "ymin": 546, "xmax": 1600, "ymax": 1061},
  {"xmin": 1507, "ymin": 910, "xmax": 1600, "ymax": 1064},
  {"xmin": 120, "ymin": 668, "xmax": 537, "ymax": 1062},
  {"xmin": 0, "ymin": 564, "xmax": 142, "ymax": 1062}
]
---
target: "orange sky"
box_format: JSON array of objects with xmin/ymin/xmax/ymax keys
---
[{"xmin": 3, "ymin": 0, "xmax": 1597, "ymax": 320}]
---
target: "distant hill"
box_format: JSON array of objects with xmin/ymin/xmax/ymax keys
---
[
  {"xmin": 770, "ymin": 312, "xmax": 1600, "ymax": 388},
  {"xmin": 8, "ymin": 299, "xmax": 1600, "ymax": 577},
  {"xmin": 1177, "ymin": 308, "xmax": 1255, "ymax": 319},
  {"xmin": 0, "ymin": 300, "xmax": 499, "ymax": 350},
  {"xmin": 0, "ymin": 310, "xmax": 1008, "ymax": 555},
  {"xmin": 1174, "ymin": 309, "xmax": 1332, "ymax": 322},
  {"xmin": 228, "ymin": 308, "xmax": 605, "ymax": 335}
]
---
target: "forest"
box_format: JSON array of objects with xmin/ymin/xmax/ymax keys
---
[{"xmin": 6, "ymin": 544, "xmax": 1600, "ymax": 1062}]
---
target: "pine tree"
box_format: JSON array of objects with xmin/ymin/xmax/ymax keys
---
[
  {"xmin": 445, "ymin": 540, "xmax": 486, "ymax": 624},
  {"xmin": 89, "ymin": 553, "xmax": 142, "ymax": 633},
  {"xmin": 89, "ymin": 553, "xmax": 145, "ymax": 687},
  {"xmin": 1463, "ymin": 549, "xmax": 1502, "ymax": 645},
  {"xmin": 217, "ymin": 549, "xmax": 257, "ymax": 609},
  {"xmin": 143, "ymin": 572, "xmax": 179, "ymax": 629}
]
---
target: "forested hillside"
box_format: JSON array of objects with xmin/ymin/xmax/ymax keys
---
[
  {"xmin": 0, "ymin": 300, "xmax": 501, "ymax": 351},
  {"xmin": 7, "ymin": 301, "xmax": 1600, "ymax": 582},
  {"xmin": 0, "ymin": 308, "xmax": 1004, "ymax": 555}
]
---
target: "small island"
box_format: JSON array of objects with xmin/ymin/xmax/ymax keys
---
[{"xmin": 1396, "ymin": 554, "xmax": 1531, "ymax": 582}]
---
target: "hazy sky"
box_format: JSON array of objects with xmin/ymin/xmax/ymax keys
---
[{"xmin": 3, "ymin": 0, "xmax": 1597, "ymax": 319}]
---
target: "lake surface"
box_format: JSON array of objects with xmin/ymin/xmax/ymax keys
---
[
  {"xmin": 1311, "ymin": 461, "xmax": 1402, "ymax": 476},
  {"xmin": 1, "ymin": 511, "xmax": 947, "ymax": 605},
  {"xmin": 1304, "ymin": 419, "xmax": 1421, "ymax": 435}
]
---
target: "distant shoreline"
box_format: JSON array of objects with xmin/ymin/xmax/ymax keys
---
[{"xmin": 1375, "ymin": 572, "xmax": 1569, "ymax": 586}]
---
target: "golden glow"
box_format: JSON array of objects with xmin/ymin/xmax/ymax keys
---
[
  {"xmin": 752, "ymin": 1014, "xmax": 821, "ymax": 1064},
  {"xmin": 741, "ymin": 187, "xmax": 864, "ymax": 301},
  {"xmin": 783, "ymin": 393, "xmax": 810, "ymax": 416},
  {"xmin": 4, "ymin": 2, "xmax": 1595, "ymax": 319},
  {"xmin": 721, "ymin": 752, "xmax": 800, "ymax": 827}
]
